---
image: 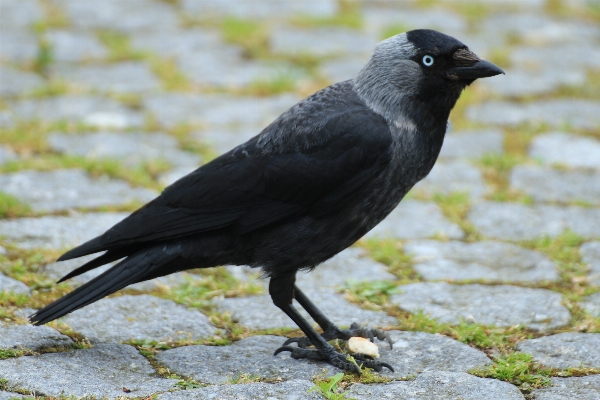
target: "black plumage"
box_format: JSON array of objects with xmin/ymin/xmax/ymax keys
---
[{"xmin": 30, "ymin": 29, "xmax": 503, "ymax": 373}]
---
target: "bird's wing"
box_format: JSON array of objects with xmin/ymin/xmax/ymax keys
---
[{"xmin": 59, "ymin": 109, "xmax": 392, "ymax": 260}]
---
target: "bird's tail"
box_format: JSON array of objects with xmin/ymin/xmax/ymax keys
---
[{"xmin": 30, "ymin": 249, "xmax": 178, "ymax": 325}]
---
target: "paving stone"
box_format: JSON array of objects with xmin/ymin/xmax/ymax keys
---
[
  {"xmin": 54, "ymin": 0, "xmax": 179, "ymax": 32},
  {"xmin": 581, "ymin": 241, "xmax": 600, "ymax": 285},
  {"xmin": 10, "ymin": 96, "xmax": 144, "ymax": 128},
  {"xmin": 0, "ymin": 31, "xmax": 39, "ymax": 62},
  {"xmin": 0, "ymin": 392, "xmax": 28, "ymax": 400},
  {"xmin": 376, "ymin": 331, "xmax": 491, "ymax": 379},
  {"xmin": 156, "ymin": 379, "xmax": 321, "ymax": 400},
  {"xmin": 510, "ymin": 165, "xmax": 600, "ymax": 205},
  {"xmin": 363, "ymin": 7, "xmax": 467, "ymax": 38},
  {"xmin": 155, "ymin": 335, "xmax": 338, "ymax": 384},
  {"xmin": 0, "ymin": 66, "xmax": 45, "ymax": 97},
  {"xmin": 51, "ymin": 62, "xmax": 161, "ymax": 93},
  {"xmin": 195, "ymin": 125, "xmax": 262, "ymax": 154},
  {"xmin": 296, "ymin": 247, "xmax": 396, "ymax": 290},
  {"xmin": 180, "ymin": 51, "xmax": 301, "ymax": 88},
  {"xmin": 0, "ymin": 145, "xmax": 17, "ymax": 165},
  {"xmin": 0, "ymin": 110, "xmax": 13, "ymax": 129},
  {"xmin": 144, "ymin": 93, "xmax": 299, "ymax": 128},
  {"xmin": 468, "ymin": 201, "xmax": 568, "ymax": 241},
  {"xmin": 62, "ymin": 295, "xmax": 216, "ymax": 344},
  {"xmin": 271, "ymin": 27, "xmax": 376, "ymax": 56},
  {"xmin": 0, "ymin": 0, "xmax": 43, "ymax": 31},
  {"xmin": 482, "ymin": 13, "xmax": 600, "ymax": 45},
  {"xmin": 48, "ymin": 131, "xmax": 200, "ymax": 168},
  {"xmin": 533, "ymin": 375, "xmax": 600, "ymax": 400},
  {"xmin": 130, "ymin": 28, "xmax": 225, "ymax": 59},
  {"xmin": 0, "ymin": 323, "xmax": 73, "ymax": 351},
  {"xmin": 529, "ymin": 132, "xmax": 600, "ymax": 170},
  {"xmin": 442, "ymin": 0, "xmax": 544, "ymax": 7},
  {"xmin": 346, "ymin": 371, "xmax": 525, "ymax": 399},
  {"xmin": 412, "ymin": 160, "xmax": 487, "ymax": 199},
  {"xmin": 0, "ymin": 274, "xmax": 30, "ymax": 295},
  {"xmin": 320, "ymin": 56, "xmax": 369, "ymax": 83},
  {"xmin": 214, "ymin": 288, "xmax": 396, "ymax": 330},
  {"xmin": 582, "ymin": 292, "xmax": 600, "ymax": 317},
  {"xmin": 0, "ymin": 169, "xmax": 156, "ymax": 213},
  {"xmin": 0, "ymin": 212, "xmax": 128, "ymax": 249},
  {"xmin": 180, "ymin": 0, "xmax": 338, "ymax": 18},
  {"xmin": 466, "ymin": 100, "xmax": 600, "ymax": 130},
  {"xmin": 439, "ymin": 129, "xmax": 504, "ymax": 160},
  {"xmin": 517, "ymin": 333, "xmax": 600, "ymax": 369},
  {"xmin": 562, "ymin": 207, "xmax": 600, "ymax": 239},
  {"xmin": 511, "ymin": 44, "xmax": 600, "ymax": 71},
  {"xmin": 0, "ymin": 343, "xmax": 177, "ymax": 397},
  {"xmin": 45, "ymin": 30, "xmax": 108, "ymax": 63},
  {"xmin": 404, "ymin": 240, "xmax": 558, "ymax": 282},
  {"xmin": 480, "ymin": 68, "xmax": 586, "ymax": 97},
  {"xmin": 390, "ymin": 282, "xmax": 570, "ymax": 331},
  {"xmin": 366, "ymin": 200, "xmax": 464, "ymax": 240}
]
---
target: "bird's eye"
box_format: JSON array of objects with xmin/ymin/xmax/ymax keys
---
[{"xmin": 422, "ymin": 55, "xmax": 434, "ymax": 67}]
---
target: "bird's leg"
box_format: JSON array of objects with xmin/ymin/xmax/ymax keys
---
[
  {"xmin": 282, "ymin": 285, "xmax": 393, "ymax": 349},
  {"xmin": 270, "ymin": 275, "xmax": 393, "ymax": 374}
]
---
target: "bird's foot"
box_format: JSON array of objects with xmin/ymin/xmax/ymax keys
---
[
  {"xmin": 274, "ymin": 343, "xmax": 394, "ymax": 374},
  {"xmin": 282, "ymin": 322, "xmax": 393, "ymax": 349}
]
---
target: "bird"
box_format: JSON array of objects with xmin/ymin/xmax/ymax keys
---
[{"xmin": 30, "ymin": 29, "xmax": 503, "ymax": 374}]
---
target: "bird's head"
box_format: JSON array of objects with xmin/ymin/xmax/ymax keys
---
[{"xmin": 355, "ymin": 29, "xmax": 503, "ymax": 130}]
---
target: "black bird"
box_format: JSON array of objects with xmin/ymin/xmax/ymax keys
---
[{"xmin": 30, "ymin": 30, "xmax": 503, "ymax": 373}]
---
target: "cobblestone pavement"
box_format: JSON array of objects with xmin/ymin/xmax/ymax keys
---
[{"xmin": 1, "ymin": 0, "xmax": 600, "ymax": 399}]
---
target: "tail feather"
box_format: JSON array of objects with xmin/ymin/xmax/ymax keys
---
[
  {"xmin": 57, "ymin": 247, "xmax": 135, "ymax": 283},
  {"xmin": 30, "ymin": 250, "xmax": 178, "ymax": 325}
]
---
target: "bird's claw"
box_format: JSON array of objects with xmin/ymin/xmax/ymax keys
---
[
  {"xmin": 283, "ymin": 323, "xmax": 393, "ymax": 349},
  {"xmin": 274, "ymin": 346, "xmax": 394, "ymax": 374}
]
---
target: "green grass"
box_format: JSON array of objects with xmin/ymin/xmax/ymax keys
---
[
  {"xmin": 432, "ymin": 192, "xmax": 479, "ymax": 240},
  {"xmin": 357, "ymin": 239, "xmax": 419, "ymax": 283},
  {"xmin": 289, "ymin": 11, "xmax": 363, "ymax": 30},
  {"xmin": 0, "ymin": 192, "xmax": 31, "ymax": 219},
  {"xmin": 381, "ymin": 24, "xmax": 413, "ymax": 40},
  {"xmin": 470, "ymin": 352, "xmax": 552, "ymax": 389},
  {"xmin": 221, "ymin": 17, "xmax": 269, "ymax": 59},
  {"xmin": 310, "ymin": 373, "xmax": 354, "ymax": 400},
  {"xmin": 96, "ymin": 31, "xmax": 146, "ymax": 62},
  {"xmin": 243, "ymin": 72, "xmax": 298, "ymax": 96}
]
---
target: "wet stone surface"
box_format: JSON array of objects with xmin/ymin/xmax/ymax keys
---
[
  {"xmin": 62, "ymin": 295, "xmax": 216, "ymax": 344},
  {"xmin": 404, "ymin": 240, "xmax": 558, "ymax": 282},
  {"xmin": 0, "ymin": 169, "xmax": 156, "ymax": 213},
  {"xmin": 0, "ymin": 344, "xmax": 178, "ymax": 397},
  {"xmin": 517, "ymin": 333, "xmax": 600, "ymax": 369},
  {"xmin": 390, "ymin": 282, "xmax": 570, "ymax": 331}
]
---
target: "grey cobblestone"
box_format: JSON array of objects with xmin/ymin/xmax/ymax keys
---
[
  {"xmin": 0, "ymin": 31, "xmax": 39, "ymax": 62},
  {"xmin": 517, "ymin": 333, "xmax": 600, "ymax": 369},
  {"xmin": 180, "ymin": 0, "xmax": 338, "ymax": 18},
  {"xmin": 0, "ymin": 169, "xmax": 157, "ymax": 213},
  {"xmin": 510, "ymin": 165, "xmax": 600, "ymax": 205},
  {"xmin": 0, "ymin": 273, "xmax": 30, "ymax": 295},
  {"xmin": 390, "ymin": 282, "xmax": 570, "ymax": 331},
  {"xmin": 0, "ymin": 0, "xmax": 43, "ymax": 31},
  {"xmin": 0, "ymin": 66, "xmax": 44, "ymax": 97},
  {"xmin": 346, "ymin": 371, "xmax": 525, "ymax": 399},
  {"xmin": 582, "ymin": 292, "xmax": 600, "ymax": 317},
  {"xmin": 50, "ymin": 62, "xmax": 161, "ymax": 93},
  {"xmin": 0, "ymin": 323, "xmax": 73, "ymax": 351},
  {"xmin": 0, "ymin": 212, "xmax": 128, "ymax": 249},
  {"xmin": 581, "ymin": 241, "xmax": 600, "ymax": 285},
  {"xmin": 62, "ymin": 294, "xmax": 216, "ymax": 344},
  {"xmin": 439, "ymin": 129, "xmax": 504, "ymax": 160},
  {"xmin": 367, "ymin": 200, "xmax": 464, "ymax": 239},
  {"xmin": 45, "ymin": 30, "xmax": 109, "ymax": 63},
  {"xmin": 0, "ymin": 146, "xmax": 17, "ymax": 165},
  {"xmin": 533, "ymin": 375, "xmax": 600, "ymax": 400},
  {"xmin": 271, "ymin": 27, "xmax": 376, "ymax": 56},
  {"xmin": 404, "ymin": 240, "xmax": 558, "ymax": 282},
  {"xmin": 0, "ymin": 344, "xmax": 177, "ymax": 397},
  {"xmin": 529, "ymin": 132, "xmax": 600, "ymax": 170},
  {"xmin": 412, "ymin": 160, "xmax": 488, "ymax": 199}
]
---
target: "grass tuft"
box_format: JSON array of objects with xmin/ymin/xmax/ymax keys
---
[
  {"xmin": 96, "ymin": 31, "xmax": 146, "ymax": 62},
  {"xmin": 470, "ymin": 352, "xmax": 552, "ymax": 389},
  {"xmin": 0, "ymin": 192, "xmax": 32, "ymax": 219},
  {"xmin": 310, "ymin": 373, "xmax": 354, "ymax": 400},
  {"xmin": 221, "ymin": 17, "xmax": 269, "ymax": 59}
]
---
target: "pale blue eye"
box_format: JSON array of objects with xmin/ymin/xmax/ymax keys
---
[{"xmin": 422, "ymin": 55, "xmax": 434, "ymax": 66}]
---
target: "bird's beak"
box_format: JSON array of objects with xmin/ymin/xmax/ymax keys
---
[{"xmin": 446, "ymin": 48, "xmax": 504, "ymax": 81}]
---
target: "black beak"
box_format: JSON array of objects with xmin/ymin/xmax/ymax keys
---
[{"xmin": 447, "ymin": 59, "xmax": 505, "ymax": 81}]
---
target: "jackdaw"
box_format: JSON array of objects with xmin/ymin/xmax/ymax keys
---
[{"xmin": 30, "ymin": 29, "xmax": 503, "ymax": 373}]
